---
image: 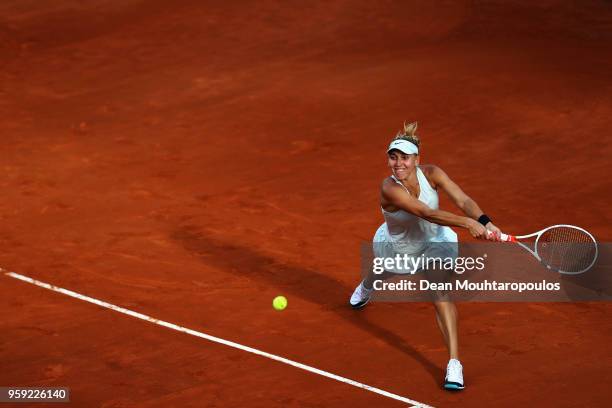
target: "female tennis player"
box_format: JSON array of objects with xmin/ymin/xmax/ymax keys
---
[{"xmin": 349, "ymin": 122, "xmax": 501, "ymax": 391}]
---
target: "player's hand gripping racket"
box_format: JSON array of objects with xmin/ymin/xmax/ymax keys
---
[{"xmin": 489, "ymin": 225, "xmax": 598, "ymax": 275}]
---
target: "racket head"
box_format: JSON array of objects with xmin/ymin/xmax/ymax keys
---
[{"xmin": 533, "ymin": 224, "xmax": 598, "ymax": 275}]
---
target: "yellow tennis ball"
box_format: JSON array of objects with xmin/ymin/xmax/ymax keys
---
[{"xmin": 272, "ymin": 295, "xmax": 287, "ymax": 311}]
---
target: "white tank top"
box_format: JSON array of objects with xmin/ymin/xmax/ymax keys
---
[{"xmin": 382, "ymin": 166, "xmax": 457, "ymax": 252}]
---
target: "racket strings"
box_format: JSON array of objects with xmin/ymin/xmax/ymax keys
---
[{"xmin": 536, "ymin": 227, "xmax": 597, "ymax": 273}]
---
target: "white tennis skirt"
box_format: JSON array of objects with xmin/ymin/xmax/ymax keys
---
[{"xmin": 372, "ymin": 223, "xmax": 458, "ymax": 274}]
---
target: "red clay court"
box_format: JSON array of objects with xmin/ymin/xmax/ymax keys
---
[{"xmin": 1, "ymin": 1, "xmax": 611, "ymax": 407}]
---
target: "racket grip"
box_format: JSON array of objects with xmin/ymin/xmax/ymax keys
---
[{"xmin": 487, "ymin": 231, "xmax": 516, "ymax": 242}]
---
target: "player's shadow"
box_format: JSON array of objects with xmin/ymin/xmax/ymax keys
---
[{"xmin": 171, "ymin": 224, "xmax": 443, "ymax": 383}]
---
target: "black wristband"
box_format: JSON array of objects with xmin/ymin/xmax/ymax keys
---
[{"xmin": 477, "ymin": 214, "xmax": 491, "ymax": 226}]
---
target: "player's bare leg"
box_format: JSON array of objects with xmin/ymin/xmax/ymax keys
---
[
  {"xmin": 433, "ymin": 300, "xmax": 458, "ymax": 358},
  {"xmin": 434, "ymin": 300, "xmax": 464, "ymax": 390},
  {"xmin": 436, "ymin": 311, "xmax": 450, "ymax": 350}
]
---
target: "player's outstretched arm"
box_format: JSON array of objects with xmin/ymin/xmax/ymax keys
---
[
  {"xmin": 382, "ymin": 180, "xmax": 488, "ymax": 239},
  {"xmin": 425, "ymin": 165, "xmax": 501, "ymax": 239}
]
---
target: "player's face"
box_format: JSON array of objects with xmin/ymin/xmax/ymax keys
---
[{"xmin": 388, "ymin": 150, "xmax": 418, "ymax": 179}]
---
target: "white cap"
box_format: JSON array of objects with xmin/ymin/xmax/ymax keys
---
[{"xmin": 387, "ymin": 139, "xmax": 419, "ymax": 155}]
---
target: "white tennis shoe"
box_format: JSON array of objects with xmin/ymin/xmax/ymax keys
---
[
  {"xmin": 349, "ymin": 281, "xmax": 373, "ymax": 309},
  {"xmin": 444, "ymin": 358, "xmax": 465, "ymax": 390}
]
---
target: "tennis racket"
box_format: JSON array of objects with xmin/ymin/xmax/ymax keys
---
[{"xmin": 489, "ymin": 224, "xmax": 598, "ymax": 275}]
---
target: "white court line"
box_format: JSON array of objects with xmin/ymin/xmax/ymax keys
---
[{"xmin": 2, "ymin": 269, "xmax": 433, "ymax": 408}]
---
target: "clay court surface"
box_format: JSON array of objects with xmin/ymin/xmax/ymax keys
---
[{"xmin": 1, "ymin": 1, "xmax": 611, "ymax": 407}]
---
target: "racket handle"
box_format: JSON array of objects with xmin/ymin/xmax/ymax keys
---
[{"xmin": 487, "ymin": 230, "xmax": 516, "ymax": 242}]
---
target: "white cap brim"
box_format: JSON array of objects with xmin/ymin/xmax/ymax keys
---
[{"xmin": 387, "ymin": 139, "xmax": 419, "ymax": 155}]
